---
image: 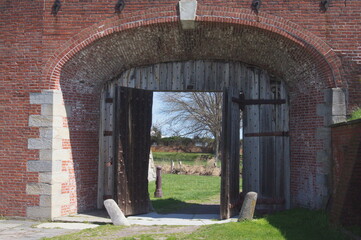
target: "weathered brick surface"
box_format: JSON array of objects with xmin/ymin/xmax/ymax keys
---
[
  {"xmin": 330, "ymin": 120, "xmax": 361, "ymax": 226},
  {"xmin": 0, "ymin": 0, "xmax": 360, "ymax": 217}
]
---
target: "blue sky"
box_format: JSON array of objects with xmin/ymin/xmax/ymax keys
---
[{"xmin": 152, "ymin": 92, "xmax": 243, "ymax": 138}]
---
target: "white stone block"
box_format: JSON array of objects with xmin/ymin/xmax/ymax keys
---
[
  {"xmin": 179, "ymin": 0, "xmax": 197, "ymax": 29},
  {"xmin": 41, "ymin": 104, "xmax": 53, "ymax": 116},
  {"xmin": 53, "ymin": 149, "xmax": 71, "ymax": 161},
  {"xmin": 27, "ymin": 206, "xmax": 51, "ymax": 219},
  {"xmin": 53, "ymin": 104, "xmax": 67, "ymax": 117},
  {"xmin": 53, "ymin": 116, "xmax": 64, "ymax": 128},
  {"xmin": 53, "ymin": 138, "xmax": 63, "ymax": 150},
  {"xmin": 39, "ymin": 150, "xmax": 53, "ymax": 161},
  {"xmin": 40, "ymin": 195, "xmax": 52, "ymax": 207},
  {"xmin": 30, "ymin": 91, "xmax": 54, "ymax": 105},
  {"xmin": 28, "ymin": 138, "xmax": 52, "ymax": 150},
  {"xmin": 26, "ymin": 183, "xmax": 52, "ymax": 195},
  {"xmin": 40, "ymin": 128, "xmax": 53, "ymax": 139},
  {"xmin": 27, "ymin": 160, "xmax": 52, "ymax": 172},
  {"xmin": 54, "ymin": 127, "xmax": 70, "ymax": 139},
  {"xmin": 39, "ymin": 172, "xmax": 69, "ymax": 184},
  {"xmin": 29, "ymin": 115, "xmax": 53, "ymax": 127}
]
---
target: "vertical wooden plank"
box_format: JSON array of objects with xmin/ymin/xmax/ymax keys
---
[
  {"xmin": 221, "ymin": 87, "xmax": 241, "ymax": 219},
  {"xmin": 259, "ymin": 71, "xmax": 275, "ymax": 198},
  {"xmin": 104, "ymin": 84, "xmax": 115, "ymax": 199},
  {"xmin": 243, "ymin": 67, "xmax": 260, "ymax": 194},
  {"xmin": 147, "ymin": 65, "xmax": 156, "ymax": 91},
  {"xmin": 172, "ymin": 62, "xmax": 182, "ymax": 91},
  {"xmin": 166, "ymin": 62, "xmax": 173, "ymax": 91},
  {"xmin": 159, "ymin": 63, "xmax": 168, "ymax": 91},
  {"xmin": 97, "ymin": 87, "xmax": 106, "ymax": 209},
  {"xmin": 153, "ymin": 63, "xmax": 160, "ymax": 91},
  {"xmin": 184, "ymin": 61, "xmax": 193, "ymax": 91},
  {"xmin": 203, "ymin": 61, "xmax": 212, "ymax": 91},
  {"xmin": 228, "ymin": 62, "xmax": 235, "ymax": 89},
  {"xmin": 210, "ymin": 61, "xmax": 217, "ymax": 91},
  {"xmin": 195, "ymin": 60, "xmax": 205, "ymax": 91},
  {"xmin": 127, "ymin": 68, "xmax": 136, "ymax": 88},
  {"xmin": 281, "ymin": 80, "xmax": 290, "ymax": 209}
]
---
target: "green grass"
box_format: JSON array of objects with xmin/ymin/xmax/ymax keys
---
[
  {"xmin": 153, "ymin": 152, "xmax": 213, "ymax": 166},
  {"xmin": 348, "ymin": 107, "xmax": 361, "ymax": 121},
  {"xmin": 41, "ymin": 224, "xmax": 125, "ymax": 240},
  {"xmin": 149, "ymin": 174, "xmax": 221, "ymax": 213},
  {"xmin": 180, "ymin": 208, "xmax": 348, "ymax": 240}
]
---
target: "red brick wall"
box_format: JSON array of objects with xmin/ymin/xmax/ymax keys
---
[
  {"xmin": 330, "ymin": 119, "xmax": 361, "ymax": 227},
  {"xmin": 1, "ymin": 0, "xmax": 360, "ymax": 217}
]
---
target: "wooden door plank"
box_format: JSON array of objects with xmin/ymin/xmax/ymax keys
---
[{"xmin": 221, "ymin": 87, "xmax": 241, "ymax": 219}]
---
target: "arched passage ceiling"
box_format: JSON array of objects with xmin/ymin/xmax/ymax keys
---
[{"xmin": 60, "ymin": 21, "xmax": 334, "ymax": 93}]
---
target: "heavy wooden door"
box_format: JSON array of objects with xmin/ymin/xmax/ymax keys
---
[
  {"xmin": 220, "ymin": 87, "xmax": 241, "ymax": 219},
  {"xmin": 242, "ymin": 69, "xmax": 290, "ymax": 210},
  {"xmin": 114, "ymin": 87, "xmax": 153, "ymax": 216}
]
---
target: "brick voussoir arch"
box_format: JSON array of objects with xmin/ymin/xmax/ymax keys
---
[{"xmin": 45, "ymin": 5, "xmax": 342, "ymax": 89}]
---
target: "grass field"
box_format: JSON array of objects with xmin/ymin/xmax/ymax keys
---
[{"xmin": 148, "ymin": 174, "xmax": 221, "ymax": 213}]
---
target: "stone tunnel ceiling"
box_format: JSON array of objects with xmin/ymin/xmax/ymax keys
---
[{"xmin": 60, "ymin": 21, "xmax": 332, "ymax": 93}]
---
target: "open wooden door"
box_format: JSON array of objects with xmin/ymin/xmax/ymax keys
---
[
  {"xmin": 242, "ymin": 69, "xmax": 290, "ymax": 211},
  {"xmin": 114, "ymin": 87, "xmax": 153, "ymax": 216},
  {"xmin": 220, "ymin": 87, "xmax": 241, "ymax": 219}
]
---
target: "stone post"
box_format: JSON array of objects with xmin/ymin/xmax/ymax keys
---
[
  {"xmin": 104, "ymin": 199, "xmax": 130, "ymax": 226},
  {"xmin": 238, "ymin": 192, "xmax": 258, "ymax": 221}
]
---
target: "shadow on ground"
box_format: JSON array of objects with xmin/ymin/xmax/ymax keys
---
[{"xmin": 151, "ymin": 198, "xmax": 219, "ymax": 215}]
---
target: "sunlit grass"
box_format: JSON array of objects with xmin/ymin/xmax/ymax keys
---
[{"xmin": 148, "ymin": 174, "xmax": 221, "ymax": 213}]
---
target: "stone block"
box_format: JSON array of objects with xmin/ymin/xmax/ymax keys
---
[
  {"xmin": 41, "ymin": 104, "xmax": 53, "ymax": 116},
  {"xmin": 315, "ymin": 127, "xmax": 331, "ymax": 140},
  {"xmin": 30, "ymin": 91, "xmax": 54, "ymax": 105},
  {"xmin": 331, "ymin": 116, "xmax": 347, "ymax": 124},
  {"xmin": 53, "ymin": 104, "xmax": 68, "ymax": 117},
  {"xmin": 29, "ymin": 115, "xmax": 53, "ymax": 127},
  {"xmin": 39, "ymin": 150, "xmax": 53, "ymax": 161},
  {"xmin": 238, "ymin": 192, "xmax": 258, "ymax": 222},
  {"xmin": 53, "ymin": 127, "xmax": 70, "ymax": 139},
  {"xmin": 53, "ymin": 149, "xmax": 72, "ymax": 161},
  {"xmin": 53, "ymin": 138, "xmax": 63, "ymax": 150},
  {"xmin": 331, "ymin": 88, "xmax": 346, "ymax": 105},
  {"xmin": 104, "ymin": 199, "xmax": 130, "ymax": 226},
  {"xmin": 179, "ymin": 0, "xmax": 197, "ymax": 30},
  {"xmin": 27, "ymin": 160, "xmax": 52, "ymax": 172},
  {"xmin": 27, "ymin": 206, "xmax": 51, "ymax": 219},
  {"xmin": 40, "ymin": 128, "xmax": 53, "ymax": 139},
  {"xmin": 26, "ymin": 183, "xmax": 51, "ymax": 195},
  {"xmin": 39, "ymin": 172, "xmax": 69, "ymax": 184},
  {"xmin": 332, "ymin": 104, "xmax": 346, "ymax": 116},
  {"xmin": 28, "ymin": 138, "xmax": 52, "ymax": 150},
  {"xmin": 40, "ymin": 195, "xmax": 52, "ymax": 207}
]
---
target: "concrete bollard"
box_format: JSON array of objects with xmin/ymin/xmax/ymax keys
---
[
  {"xmin": 238, "ymin": 192, "xmax": 258, "ymax": 222},
  {"xmin": 104, "ymin": 199, "xmax": 131, "ymax": 226},
  {"xmin": 154, "ymin": 166, "xmax": 163, "ymax": 198}
]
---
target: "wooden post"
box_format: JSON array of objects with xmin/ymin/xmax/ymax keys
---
[{"xmin": 154, "ymin": 166, "xmax": 163, "ymax": 198}]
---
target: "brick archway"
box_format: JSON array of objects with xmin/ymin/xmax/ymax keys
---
[{"xmin": 30, "ymin": 6, "xmax": 346, "ymax": 218}]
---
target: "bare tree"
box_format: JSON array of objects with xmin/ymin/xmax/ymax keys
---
[{"xmin": 159, "ymin": 92, "xmax": 223, "ymax": 161}]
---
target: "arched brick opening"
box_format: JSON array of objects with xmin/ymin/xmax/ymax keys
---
[{"xmin": 36, "ymin": 6, "xmax": 346, "ymax": 218}]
